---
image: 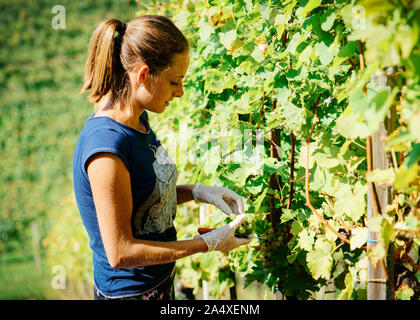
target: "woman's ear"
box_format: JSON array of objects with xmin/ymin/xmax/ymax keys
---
[{"xmin": 136, "ymin": 64, "xmax": 149, "ymax": 87}]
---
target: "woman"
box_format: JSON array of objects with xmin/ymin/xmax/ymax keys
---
[{"xmin": 72, "ymin": 15, "xmax": 250, "ymax": 300}]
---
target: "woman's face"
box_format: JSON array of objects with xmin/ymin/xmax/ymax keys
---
[{"xmin": 132, "ymin": 51, "xmax": 190, "ymax": 114}]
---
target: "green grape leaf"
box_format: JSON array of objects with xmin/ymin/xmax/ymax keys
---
[
  {"xmin": 405, "ymin": 216, "xmax": 420, "ymax": 229},
  {"xmin": 310, "ymin": 165, "xmax": 327, "ymax": 191},
  {"xmin": 350, "ymin": 227, "xmax": 368, "ymax": 250},
  {"xmin": 297, "ymin": 45, "xmax": 313, "ymax": 66},
  {"xmin": 253, "ymin": 188, "xmax": 268, "ymax": 213},
  {"xmin": 405, "ymin": 144, "xmax": 420, "ymax": 168},
  {"xmin": 332, "ymin": 41, "xmax": 358, "ymax": 68},
  {"xmin": 337, "ymin": 272, "xmax": 354, "ymax": 300},
  {"xmin": 394, "ymin": 161, "xmax": 418, "ymax": 190},
  {"xmin": 282, "ymin": 102, "xmax": 305, "ymax": 134},
  {"xmin": 274, "ymin": 86, "xmax": 291, "ymax": 104},
  {"xmin": 366, "ymin": 168, "xmax": 395, "ymax": 184},
  {"xmin": 196, "ymin": 253, "xmax": 220, "ymax": 279},
  {"xmin": 286, "ymin": 32, "xmax": 301, "ymax": 55},
  {"xmin": 386, "ymin": 128, "xmax": 414, "ymax": 153},
  {"xmin": 334, "ymin": 183, "xmax": 366, "ymax": 221},
  {"xmin": 298, "ymin": 229, "xmax": 315, "ymax": 251},
  {"xmin": 219, "ymin": 29, "xmax": 237, "ymax": 50},
  {"xmin": 258, "ymin": 1, "xmax": 270, "ymax": 20},
  {"xmin": 314, "ymin": 237, "xmax": 333, "ymax": 254},
  {"xmin": 320, "ymin": 9, "xmax": 336, "ymax": 32},
  {"xmin": 367, "ymin": 243, "xmax": 386, "ymax": 267},
  {"xmin": 338, "ymin": 140, "xmax": 352, "ymax": 157},
  {"xmin": 396, "ymin": 287, "xmax": 414, "ymax": 300},
  {"xmin": 313, "ymin": 151, "xmax": 343, "ymax": 169},
  {"xmin": 306, "ymin": 248, "xmax": 333, "ymax": 280},
  {"xmin": 325, "ymin": 220, "xmax": 340, "ymax": 242},
  {"xmin": 251, "ymin": 46, "xmax": 265, "ymax": 63},
  {"xmin": 315, "ymin": 41, "xmax": 340, "ymax": 66},
  {"xmin": 396, "ymin": 23, "xmax": 419, "ymax": 59},
  {"xmin": 198, "ymin": 19, "xmax": 214, "ymax": 42},
  {"xmin": 335, "ymin": 107, "xmax": 370, "ymax": 139},
  {"xmin": 297, "ymin": 0, "xmax": 322, "ymax": 20},
  {"xmin": 280, "ymin": 208, "xmax": 295, "ymax": 224},
  {"xmin": 291, "ymin": 220, "xmax": 303, "ymax": 236},
  {"xmin": 231, "ymin": 94, "xmax": 253, "ymax": 114},
  {"xmin": 408, "ymin": 113, "xmax": 420, "ymax": 141},
  {"xmin": 222, "ymin": 75, "xmax": 238, "ymax": 91},
  {"xmin": 264, "ymin": 157, "xmax": 285, "ymax": 175},
  {"xmin": 287, "ymin": 252, "xmax": 298, "ymax": 264},
  {"xmin": 349, "ymin": 83, "xmax": 398, "ymax": 135},
  {"xmin": 204, "ymin": 69, "xmax": 227, "ymax": 93}
]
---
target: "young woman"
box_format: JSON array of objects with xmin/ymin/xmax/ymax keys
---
[{"xmin": 72, "ymin": 15, "xmax": 250, "ymax": 300}]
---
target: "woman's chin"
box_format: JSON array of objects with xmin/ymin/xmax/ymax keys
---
[{"xmin": 159, "ymin": 101, "xmax": 170, "ymax": 112}]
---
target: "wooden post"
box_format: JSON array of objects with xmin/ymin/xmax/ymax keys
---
[{"xmin": 367, "ymin": 67, "xmax": 396, "ymax": 300}]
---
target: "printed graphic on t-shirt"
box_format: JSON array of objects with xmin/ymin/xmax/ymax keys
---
[{"xmin": 133, "ymin": 145, "xmax": 178, "ymax": 236}]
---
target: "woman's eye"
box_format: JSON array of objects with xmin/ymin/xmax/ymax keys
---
[{"xmin": 171, "ymin": 81, "xmax": 179, "ymax": 86}]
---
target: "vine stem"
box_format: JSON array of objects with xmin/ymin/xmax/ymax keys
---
[
  {"xmin": 350, "ymin": 140, "xmax": 366, "ymax": 150},
  {"xmin": 304, "ymin": 134, "xmax": 352, "ymax": 246},
  {"xmin": 347, "ymin": 58, "xmax": 356, "ymax": 70},
  {"xmin": 303, "ymin": 94, "xmax": 355, "ymax": 247},
  {"xmin": 287, "ymin": 131, "xmax": 296, "ymax": 210},
  {"xmin": 281, "ymin": 29, "xmax": 288, "ymax": 48},
  {"xmin": 269, "ymin": 95, "xmax": 281, "ymax": 230},
  {"xmin": 319, "ymin": 191, "xmax": 352, "ymax": 234},
  {"xmin": 256, "ymin": 91, "xmax": 266, "ymax": 129},
  {"xmin": 358, "ymin": 40, "xmax": 368, "ymax": 95}
]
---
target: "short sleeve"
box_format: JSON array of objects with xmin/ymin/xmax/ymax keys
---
[{"xmin": 82, "ymin": 127, "xmax": 130, "ymax": 174}]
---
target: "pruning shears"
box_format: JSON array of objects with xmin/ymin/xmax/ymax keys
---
[{"xmin": 197, "ymin": 227, "xmax": 266, "ymax": 240}]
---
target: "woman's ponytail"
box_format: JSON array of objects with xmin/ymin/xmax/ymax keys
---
[{"xmin": 80, "ymin": 19, "xmax": 127, "ymax": 105}]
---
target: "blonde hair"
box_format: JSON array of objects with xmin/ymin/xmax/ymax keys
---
[{"xmin": 80, "ymin": 15, "xmax": 189, "ymax": 116}]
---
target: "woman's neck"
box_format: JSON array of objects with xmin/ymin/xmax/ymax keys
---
[{"xmin": 94, "ymin": 97, "xmax": 146, "ymax": 133}]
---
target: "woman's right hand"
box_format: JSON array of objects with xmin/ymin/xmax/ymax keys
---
[{"xmin": 194, "ymin": 214, "xmax": 251, "ymax": 252}]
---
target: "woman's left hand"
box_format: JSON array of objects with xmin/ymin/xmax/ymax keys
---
[{"xmin": 192, "ymin": 183, "xmax": 244, "ymax": 215}]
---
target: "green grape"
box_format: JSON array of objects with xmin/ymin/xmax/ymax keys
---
[
  {"xmin": 238, "ymin": 226, "xmax": 246, "ymax": 234},
  {"xmin": 246, "ymin": 215, "xmax": 254, "ymax": 223}
]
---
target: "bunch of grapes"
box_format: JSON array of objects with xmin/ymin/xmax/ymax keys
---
[{"xmin": 226, "ymin": 214, "xmax": 255, "ymax": 238}]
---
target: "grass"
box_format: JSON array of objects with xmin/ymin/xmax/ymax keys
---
[{"xmin": 0, "ymin": 254, "xmax": 60, "ymax": 300}]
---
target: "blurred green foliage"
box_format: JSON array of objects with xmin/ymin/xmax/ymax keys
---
[{"xmin": 0, "ymin": 0, "xmax": 140, "ymax": 299}]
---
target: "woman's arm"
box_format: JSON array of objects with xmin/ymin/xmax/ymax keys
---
[
  {"xmin": 87, "ymin": 153, "xmax": 207, "ymax": 269},
  {"xmin": 176, "ymin": 184, "xmax": 195, "ymax": 205}
]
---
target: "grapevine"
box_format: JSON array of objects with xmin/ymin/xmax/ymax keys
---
[{"xmin": 143, "ymin": 0, "xmax": 420, "ymax": 300}]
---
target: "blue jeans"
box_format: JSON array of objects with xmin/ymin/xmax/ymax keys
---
[{"xmin": 93, "ymin": 272, "xmax": 175, "ymax": 300}]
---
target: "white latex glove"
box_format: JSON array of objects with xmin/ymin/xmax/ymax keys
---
[
  {"xmin": 194, "ymin": 214, "xmax": 251, "ymax": 252},
  {"xmin": 192, "ymin": 183, "xmax": 244, "ymax": 215}
]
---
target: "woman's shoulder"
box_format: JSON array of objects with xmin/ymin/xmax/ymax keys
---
[{"xmin": 75, "ymin": 114, "xmax": 128, "ymax": 150}]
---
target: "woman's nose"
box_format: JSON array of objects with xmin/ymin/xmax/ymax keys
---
[{"xmin": 174, "ymin": 86, "xmax": 184, "ymax": 98}]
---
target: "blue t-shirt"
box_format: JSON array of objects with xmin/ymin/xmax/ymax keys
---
[{"xmin": 72, "ymin": 110, "xmax": 178, "ymax": 298}]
